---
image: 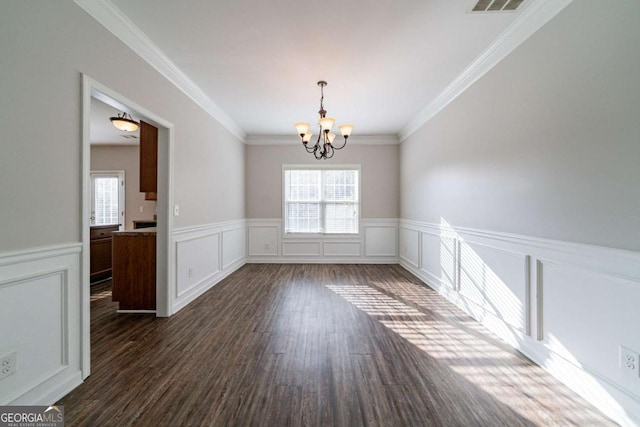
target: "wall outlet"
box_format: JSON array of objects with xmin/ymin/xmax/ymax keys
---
[
  {"xmin": 174, "ymin": 205, "xmax": 180, "ymax": 216},
  {"xmin": 620, "ymin": 346, "xmax": 639, "ymax": 376},
  {"xmin": 188, "ymin": 267, "xmax": 193, "ymax": 278},
  {"xmin": 0, "ymin": 350, "xmax": 17, "ymax": 381},
  {"xmin": 139, "ymin": 206, "xmax": 144, "ymax": 213}
]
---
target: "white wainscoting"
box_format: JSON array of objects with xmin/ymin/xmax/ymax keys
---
[
  {"xmin": 246, "ymin": 219, "xmax": 398, "ymax": 263},
  {"xmin": 399, "ymin": 219, "xmax": 640, "ymax": 427},
  {"xmin": 0, "ymin": 244, "xmax": 83, "ymax": 405},
  {"xmin": 172, "ymin": 220, "xmax": 246, "ymax": 313}
]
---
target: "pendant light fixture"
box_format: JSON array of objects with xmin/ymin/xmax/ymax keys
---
[
  {"xmin": 294, "ymin": 81, "xmax": 353, "ymax": 160},
  {"xmin": 110, "ymin": 111, "xmax": 140, "ymax": 132}
]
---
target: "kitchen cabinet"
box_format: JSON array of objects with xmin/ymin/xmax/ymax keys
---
[
  {"xmin": 90, "ymin": 224, "xmax": 119, "ymax": 284},
  {"xmin": 112, "ymin": 228, "xmax": 156, "ymax": 311},
  {"xmin": 139, "ymin": 120, "xmax": 158, "ymax": 198}
]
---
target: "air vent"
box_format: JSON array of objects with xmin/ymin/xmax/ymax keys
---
[
  {"xmin": 120, "ymin": 134, "xmax": 138, "ymax": 139},
  {"xmin": 470, "ymin": 0, "xmax": 524, "ymax": 12}
]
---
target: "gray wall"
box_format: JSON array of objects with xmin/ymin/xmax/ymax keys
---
[
  {"xmin": 0, "ymin": 1, "xmax": 245, "ymax": 253},
  {"xmin": 400, "ymin": 0, "xmax": 640, "ymax": 251},
  {"xmin": 246, "ymin": 144, "xmax": 399, "ymax": 219},
  {"xmin": 91, "ymin": 145, "xmax": 157, "ymax": 230}
]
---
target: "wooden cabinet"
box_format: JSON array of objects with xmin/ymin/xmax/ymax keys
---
[
  {"xmin": 140, "ymin": 120, "xmax": 158, "ymax": 198},
  {"xmin": 112, "ymin": 229, "xmax": 156, "ymax": 311},
  {"xmin": 90, "ymin": 224, "xmax": 119, "ymax": 284}
]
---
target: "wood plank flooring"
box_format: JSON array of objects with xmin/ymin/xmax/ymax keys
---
[{"xmin": 59, "ymin": 264, "xmax": 615, "ymax": 426}]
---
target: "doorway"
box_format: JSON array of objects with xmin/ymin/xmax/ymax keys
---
[{"xmin": 81, "ymin": 75, "xmax": 175, "ymax": 379}]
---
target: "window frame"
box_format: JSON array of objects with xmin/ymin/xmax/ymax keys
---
[{"xmin": 282, "ymin": 164, "xmax": 361, "ymax": 237}]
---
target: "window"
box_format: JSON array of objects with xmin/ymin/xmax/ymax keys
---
[
  {"xmin": 284, "ymin": 166, "xmax": 359, "ymax": 234},
  {"xmin": 91, "ymin": 171, "xmax": 125, "ymax": 227}
]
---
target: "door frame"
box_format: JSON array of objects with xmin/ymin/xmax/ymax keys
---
[{"xmin": 81, "ymin": 74, "xmax": 175, "ymax": 379}]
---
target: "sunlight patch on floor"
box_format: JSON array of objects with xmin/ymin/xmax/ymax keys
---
[{"xmin": 325, "ymin": 280, "xmax": 610, "ymax": 425}]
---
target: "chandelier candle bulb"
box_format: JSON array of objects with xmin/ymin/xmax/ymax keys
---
[{"xmin": 294, "ymin": 80, "xmax": 353, "ymax": 159}]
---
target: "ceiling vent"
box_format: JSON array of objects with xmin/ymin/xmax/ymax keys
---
[
  {"xmin": 470, "ymin": 0, "xmax": 524, "ymax": 12},
  {"xmin": 120, "ymin": 134, "xmax": 138, "ymax": 139}
]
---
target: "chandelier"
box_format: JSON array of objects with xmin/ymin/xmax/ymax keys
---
[
  {"xmin": 110, "ymin": 111, "xmax": 139, "ymax": 132},
  {"xmin": 294, "ymin": 81, "xmax": 353, "ymax": 160}
]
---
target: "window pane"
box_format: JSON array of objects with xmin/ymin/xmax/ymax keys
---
[
  {"xmin": 286, "ymin": 202, "xmax": 321, "ymax": 233},
  {"xmin": 94, "ymin": 177, "xmax": 119, "ymax": 225},
  {"xmin": 325, "ymin": 202, "xmax": 358, "ymax": 234},
  {"xmin": 286, "ymin": 170, "xmax": 321, "ymax": 201},
  {"xmin": 324, "ymin": 170, "xmax": 357, "ymax": 202}
]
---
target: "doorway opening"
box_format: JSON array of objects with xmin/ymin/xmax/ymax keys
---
[{"xmin": 81, "ymin": 75, "xmax": 175, "ymax": 379}]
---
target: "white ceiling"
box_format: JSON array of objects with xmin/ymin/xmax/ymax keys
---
[{"xmin": 102, "ymin": 0, "xmax": 538, "ymax": 137}]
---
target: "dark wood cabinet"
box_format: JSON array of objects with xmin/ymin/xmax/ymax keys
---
[
  {"xmin": 90, "ymin": 224, "xmax": 119, "ymax": 284},
  {"xmin": 139, "ymin": 120, "xmax": 158, "ymax": 196},
  {"xmin": 112, "ymin": 229, "xmax": 156, "ymax": 311}
]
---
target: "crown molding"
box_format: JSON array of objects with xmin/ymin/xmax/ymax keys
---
[
  {"xmin": 73, "ymin": 0, "xmax": 246, "ymax": 142},
  {"xmin": 399, "ymin": 0, "xmax": 574, "ymax": 141},
  {"xmin": 245, "ymin": 134, "xmax": 399, "ymax": 146}
]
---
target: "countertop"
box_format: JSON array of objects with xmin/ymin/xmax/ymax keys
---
[{"xmin": 112, "ymin": 227, "xmax": 157, "ymax": 236}]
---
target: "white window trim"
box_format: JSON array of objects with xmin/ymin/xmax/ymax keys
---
[{"xmin": 282, "ymin": 164, "xmax": 361, "ymax": 239}]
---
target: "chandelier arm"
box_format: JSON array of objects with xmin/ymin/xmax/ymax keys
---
[
  {"xmin": 331, "ymin": 137, "xmax": 348, "ymax": 150},
  {"xmin": 303, "ymin": 141, "xmax": 317, "ymax": 153}
]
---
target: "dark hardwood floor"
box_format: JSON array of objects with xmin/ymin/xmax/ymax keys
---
[{"xmin": 60, "ymin": 264, "xmax": 614, "ymax": 426}]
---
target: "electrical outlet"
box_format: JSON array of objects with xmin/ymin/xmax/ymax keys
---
[
  {"xmin": 188, "ymin": 267, "xmax": 193, "ymax": 278},
  {"xmin": 620, "ymin": 346, "xmax": 639, "ymax": 376},
  {"xmin": 0, "ymin": 350, "xmax": 17, "ymax": 381},
  {"xmin": 174, "ymin": 205, "xmax": 180, "ymax": 216}
]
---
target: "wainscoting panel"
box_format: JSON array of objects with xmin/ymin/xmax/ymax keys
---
[
  {"xmin": 222, "ymin": 227, "xmax": 246, "ymax": 270},
  {"xmin": 173, "ymin": 220, "xmax": 246, "ymax": 313},
  {"xmin": 458, "ymin": 240, "xmax": 529, "ymax": 334},
  {"xmin": 246, "ymin": 219, "xmax": 398, "ymax": 263},
  {"xmin": 282, "ymin": 241, "xmax": 322, "ymax": 257},
  {"xmin": 399, "ymin": 219, "xmax": 640, "ymax": 427},
  {"xmin": 539, "ymin": 259, "xmax": 640, "ymax": 398},
  {"xmin": 248, "ymin": 224, "xmax": 279, "ymax": 257},
  {"xmin": 399, "ymin": 226, "xmax": 419, "ymax": 268},
  {"xmin": 364, "ymin": 224, "xmax": 397, "ymax": 257},
  {"xmin": 420, "ymin": 230, "xmax": 456, "ymax": 290},
  {"xmin": 323, "ymin": 241, "xmax": 361, "ymax": 257},
  {"xmin": 175, "ymin": 233, "xmax": 220, "ymax": 299},
  {"xmin": 0, "ymin": 244, "xmax": 82, "ymax": 405}
]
